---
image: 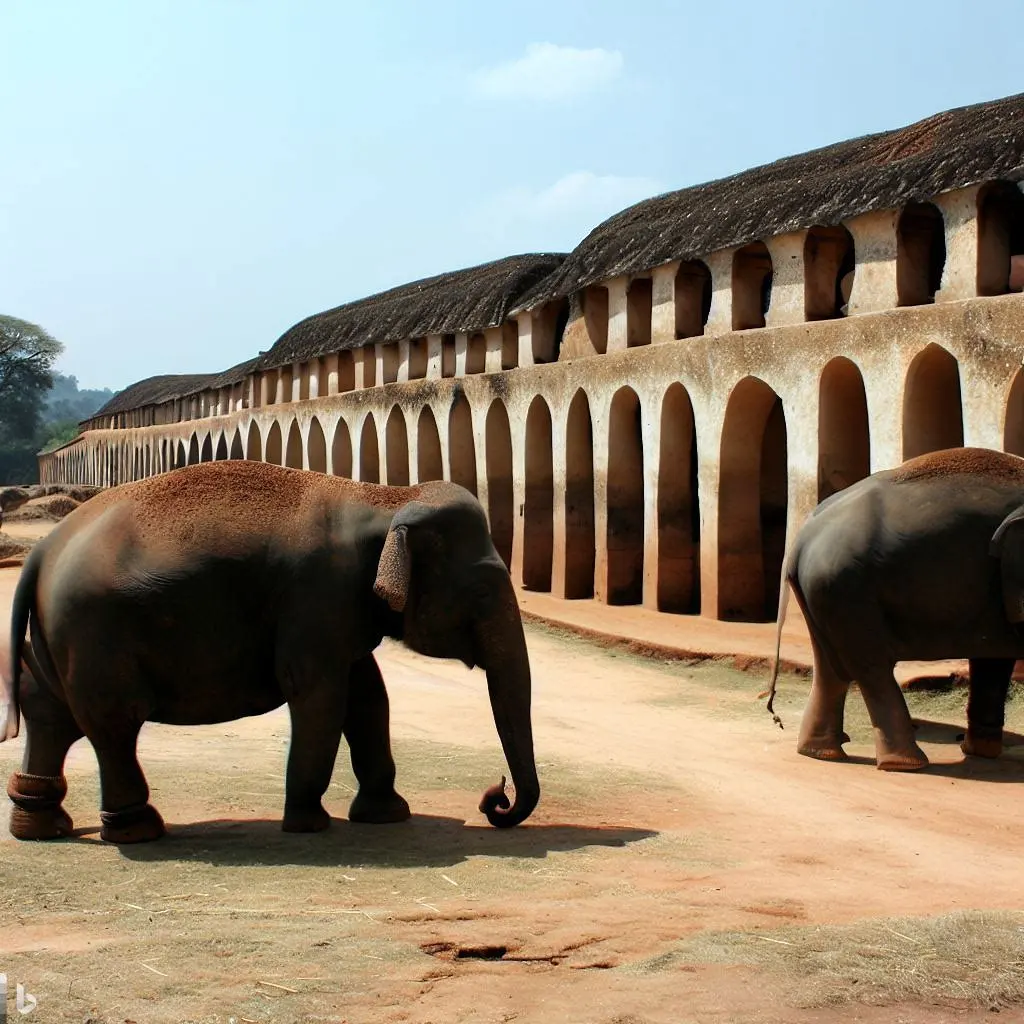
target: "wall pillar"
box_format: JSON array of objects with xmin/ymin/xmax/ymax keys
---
[
  {"xmin": 484, "ymin": 327, "xmax": 504, "ymax": 374},
  {"xmin": 325, "ymin": 353, "xmax": 340, "ymax": 395},
  {"xmin": 455, "ymin": 333, "xmax": 469, "ymax": 377},
  {"xmin": 516, "ymin": 315, "xmax": 534, "ymax": 368},
  {"xmin": 308, "ymin": 358, "xmax": 321, "ymax": 400},
  {"xmin": 291, "ymin": 362, "xmax": 302, "ymax": 403},
  {"xmin": 426, "ymin": 335, "xmax": 443, "ymax": 379},
  {"xmin": 606, "ymin": 277, "xmax": 628, "ymax": 353},
  {"xmin": 651, "ymin": 262, "xmax": 679, "ymax": 344},
  {"xmin": 398, "ymin": 340, "xmax": 411, "ymax": 383},
  {"xmin": 844, "ymin": 209, "xmax": 900, "ymax": 315},
  {"xmin": 703, "ymin": 249, "xmax": 735, "ymax": 336},
  {"xmin": 765, "ymin": 231, "xmax": 807, "ymax": 327},
  {"xmin": 935, "ymin": 185, "xmax": 982, "ymax": 303}
]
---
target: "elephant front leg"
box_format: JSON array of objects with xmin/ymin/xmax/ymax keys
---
[
  {"xmin": 964, "ymin": 658, "xmax": 1014, "ymax": 758},
  {"xmin": 797, "ymin": 644, "xmax": 851, "ymax": 762},
  {"xmin": 282, "ymin": 686, "xmax": 347, "ymax": 833},
  {"xmin": 345, "ymin": 655, "xmax": 410, "ymax": 824},
  {"xmin": 858, "ymin": 667, "xmax": 928, "ymax": 771}
]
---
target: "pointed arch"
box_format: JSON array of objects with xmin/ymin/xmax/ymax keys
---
[
  {"xmin": 215, "ymin": 434, "xmax": 228, "ymax": 460},
  {"xmin": 385, "ymin": 407, "xmax": 409, "ymax": 485},
  {"xmin": 523, "ymin": 396, "xmax": 554, "ymax": 591},
  {"xmin": 417, "ymin": 407, "xmax": 443, "ymax": 482},
  {"xmin": 285, "ymin": 420, "xmax": 303, "ymax": 468},
  {"xmin": 658, "ymin": 383, "xmax": 700, "ymax": 614},
  {"xmin": 308, "ymin": 417, "xmax": 327, "ymax": 473},
  {"xmin": 246, "ymin": 422, "xmax": 262, "ymax": 460},
  {"xmin": 332, "ymin": 420, "xmax": 353, "ymax": 477},
  {"xmin": 902, "ymin": 344, "xmax": 963, "ymax": 460},
  {"xmin": 187, "ymin": 434, "xmax": 200, "ymax": 465},
  {"xmin": 564, "ymin": 390, "xmax": 595, "ymax": 599},
  {"xmin": 718, "ymin": 377, "xmax": 788, "ymax": 622},
  {"xmin": 606, "ymin": 387, "xmax": 645, "ymax": 605},
  {"xmin": 359, "ymin": 416, "xmax": 380, "ymax": 483},
  {"xmin": 818, "ymin": 358, "xmax": 870, "ymax": 501},
  {"xmin": 265, "ymin": 421, "xmax": 283, "ymax": 465},
  {"xmin": 485, "ymin": 400, "xmax": 514, "ymax": 568},
  {"xmin": 448, "ymin": 395, "xmax": 477, "ymax": 495}
]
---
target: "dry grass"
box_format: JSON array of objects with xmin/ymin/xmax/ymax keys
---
[{"xmin": 633, "ymin": 910, "xmax": 1024, "ymax": 1009}]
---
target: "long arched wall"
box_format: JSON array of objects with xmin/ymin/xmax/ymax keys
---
[{"xmin": 40, "ymin": 294, "xmax": 1024, "ymax": 622}]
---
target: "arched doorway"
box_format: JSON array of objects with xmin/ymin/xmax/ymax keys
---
[
  {"xmin": 215, "ymin": 434, "xmax": 228, "ymax": 460},
  {"xmin": 265, "ymin": 422, "xmax": 283, "ymax": 465},
  {"xmin": 385, "ymin": 407, "xmax": 409, "ymax": 486},
  {"xmin": 902, "ymin": 344, "xmax": 963, "ymax": 460},
  {"xmin": 564, "ymin": 390, "xmax": 595, "ymax": 599},
  {"xmin": 359, "ymin": 417, "xmax": 380, "ymax": 483},
  {"xmin": 417, "ymin": 407, "xmax": 443, "ymax": 482},
  {"xmin": 733, "ymin": 242, "xmax": 773, "ymax": 329},
  {"xmin": 485, "ymin": 401, "xmax": 514, "ymax": 568},
  {"xmin": 1005, "ymin": 370, "xmax": 1024, "ymax": 456},
  {"xmin": 718, "ymin": 377, "xmax": 788, "ymax": 622},
  {"xmin": 897, "ymin": 203, "xmax": 946, "ymax": 306},
  {"xmin": 606, "ymin": 387, "xmax": 644, "ymax": 605},
  {"xmin": 978, "ymin": 181, "xmax": 1024, "ymax": 296},
  {"xmin": 523, "ymin": 396, "xmax": 554, "ymax": 591},
  {"xmin": 308, "ymin": 418, "xmax": 327, "ymax": 473},
  {"xmin": 229, "ymin": 429, "xmax": 244, "ymax": 459},
  {"xmin": 804, "ymin": 226, "xmax": 855, "ymax": 320},
  {"xmin": 187, "ymin": 435, "xmax": 200, "ymax": 465},
  {"xmin": 332, "ymin": 421, "xmax": 353, "ymax": 477},
  {"xmin": 448, "ymin": 395, "xmax": 477, "ymax": 494},
  {"xmin": 818, "ymin": 357, "xmax": 870, "ymax": 501},
  {"xmin": 200, "ymin": 435, "xmax": 213, "ymax": 462},
  {"xmin": 285, "ymin": 421, "xmax": 303, "ymax": 468},
  {"xmin": 658, "ymin": 383, "xmax": 700, "ymax": 614},
  {"xmin": 246, "ymin": 423, "xmax": 262, "ymax": 461}
]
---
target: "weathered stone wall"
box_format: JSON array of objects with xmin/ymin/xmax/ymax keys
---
[{"xmin": 41, "ymin": 291, "xmax": 1024, "ymax": 625}]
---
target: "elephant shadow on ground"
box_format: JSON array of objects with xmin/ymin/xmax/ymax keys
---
[
  {"xmin": 907, "ymin": 717, "xmax": 1024, "ymax": 782},
  {"xmin": 88, "ymin": 814, "xmax": 658, "ymax": 869}
]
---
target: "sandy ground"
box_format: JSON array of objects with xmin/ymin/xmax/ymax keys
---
[{"xmin": 1, "ymin": 555, "xmax": 1024, "ymax": 1022}]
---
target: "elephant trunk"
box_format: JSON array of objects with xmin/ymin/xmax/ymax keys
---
[{"xmin": 476, "ymin": 583, "xmax": 539, "ymax": 828}]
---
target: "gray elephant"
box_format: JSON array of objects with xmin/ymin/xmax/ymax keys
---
[
  {"xmin": 766, "ymin": 447, "xmax": 1024, "ymax": 769},
  {"xmin": 4, "ymin": 461, "xmax": 538, "ymax": 842}
]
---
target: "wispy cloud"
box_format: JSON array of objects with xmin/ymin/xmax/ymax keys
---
[
  {"xmin": 465, "ymin": 171, "xmax": 663, "ymax": 251},
  {"xmin": 472, "ymin": 43, "xmax": 623, "ymax": 102}
]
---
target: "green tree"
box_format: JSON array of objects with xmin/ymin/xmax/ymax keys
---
[{"xmin": 0, "ymin": 316, "xmax": 64, "ymax": 483}]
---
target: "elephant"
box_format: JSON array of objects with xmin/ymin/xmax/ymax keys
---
[
  {"xmin": 765, "ymin": 447, "xmax": 1024, "ymax": 770},
  {"xmin": 4, "ymin": 460, "xmax": 539, "ymax": 843}
]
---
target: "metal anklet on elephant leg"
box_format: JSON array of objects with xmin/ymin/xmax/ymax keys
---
[
  {"xmin": 99, "ymin": 801, "xmax": 166, "ymax": 843},
  {"xmin": 7, "ymin": 772, "xmax": 73, "ymax": 840}
]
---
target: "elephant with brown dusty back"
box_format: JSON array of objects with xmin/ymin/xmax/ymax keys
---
[
  {"xmin": 3, "ymin": 461, "xmax": 538, "ymax": 843},
  {"xmin": 766, "ymin": 447, "xmax": 1024, "ymax": 769}
]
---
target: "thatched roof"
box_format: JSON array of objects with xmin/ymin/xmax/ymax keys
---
[
  {"xmin": 516, "ymin": 92, "xmax": 1024, "ymax": 309},
  {"xmin": 257, "ymin": 253, "xmax": 567, "ymax": 370},
  {"xmin": 87, "ymin": 358, "xmax": 258, "ymax": 421}
]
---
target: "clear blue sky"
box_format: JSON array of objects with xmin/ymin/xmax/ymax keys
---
[{"xmin": 2, "ymin": 1, "xmax": 1020, "ymax": 391}]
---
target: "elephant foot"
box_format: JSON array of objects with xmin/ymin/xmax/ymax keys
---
[
  {"xmin": 100, "ymin": 802, "xmax": 166, "ymax": 844},
  {"xmin": 876, "ymin": 747, "xmax": 929, "ymax": 772},
  {"xmin": 796, "ymin": 731, "xmax": 849, "ymax": 762},
  {"xmin": 282, "ymin": 803, "xmax": 331, "ymax": 833},
  {"xmin": 348, "ymin": 789, "xmax": 411, "ymax": 824},
  {"xmin": 962, "ymin": 732, "xmax": 1003, "ymax": 759},
  {"xmin": 7, "ymin": 773, "xmax": 74, "ymax": 840}
]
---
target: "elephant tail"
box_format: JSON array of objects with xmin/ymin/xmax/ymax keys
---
[
  {"xmin": 4, "ymin": 545, "xmax": 42, "ymax": 742},
  {"xmin": 761, "ymin": 563, "xmax": 792, "ymax": 731}
]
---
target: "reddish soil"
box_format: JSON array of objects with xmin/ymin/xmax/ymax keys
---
[{"xmin": 1, "ymin": 559, "xmax": 1023, "ymax": 1023}]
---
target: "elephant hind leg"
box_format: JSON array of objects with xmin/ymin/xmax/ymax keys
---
[
  {"xmin": 858, "ymin": 666, "xmax": 928, "ymax": 771},
  {"xmin": 9, "ymin": 692, "xmax": 83, "ymax": 840},
  {"xmin": 964, "ymin": 658, "xmax": 1014, "ymax": 758},
  {"xmin": 345, "ymin": 655, "xmax": 410, "ymax": 824},
  {"xmin": 92, "ymin": 735, "xmax": 166, "ymax": 843},
  {"xmin": 797, "ymin": 638, "xmax": 851, "ymax": 762}
]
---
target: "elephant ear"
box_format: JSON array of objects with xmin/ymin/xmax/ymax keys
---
[
  {"xmin": 373, "ymin": 501, "xmax": 432, "ymax": 612},
  {"xmin": 991, "ymin": 505, "xmax": 1024, "ymax": 623}
]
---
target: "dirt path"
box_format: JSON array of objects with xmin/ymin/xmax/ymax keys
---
[{"xmin": 1, "ymin": 561, "xmax": 1023, "ymax": 1023}]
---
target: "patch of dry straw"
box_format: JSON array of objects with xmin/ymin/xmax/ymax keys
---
[{"xmin": 633, "ymin": 911, "xmax": 1024, "ymax": 1009}]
